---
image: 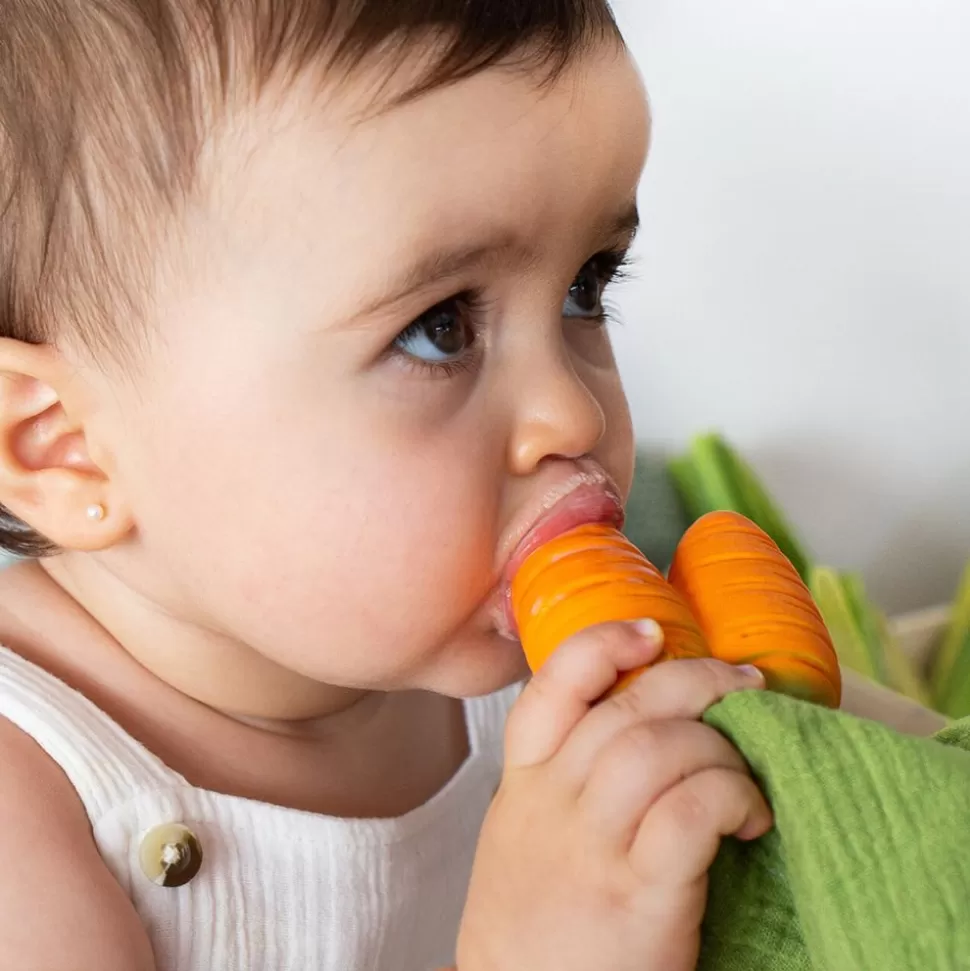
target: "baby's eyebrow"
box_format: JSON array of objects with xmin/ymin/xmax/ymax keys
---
[
  {"xmin": 610, "ymin": 203, "xmax": 640, "ymax": 241},
  {"xmin": 356, "ymin": 236, "xmax": 538, "ymax": 319},
  {"xmin": 353, "ymin": 202, "xmax": 640, "ymax": 321}
]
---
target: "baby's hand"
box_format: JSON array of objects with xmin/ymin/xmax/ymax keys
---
[{"xmin": 455, "ymin": 621, "xmax": 772, "ymax": 971}]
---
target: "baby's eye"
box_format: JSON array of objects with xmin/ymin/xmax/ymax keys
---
[
  {"xmin": 394, "ymin": 297, "xmax": 477, "ymax": 363},
  {"xmin": 563, "ymin": 259, "xmax": 610, "ymax": 320}
]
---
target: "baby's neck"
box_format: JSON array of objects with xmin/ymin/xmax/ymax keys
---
[
  {"xmin": 0, "ymin": 561, "xmax": 469, "ymax": 818},
  {"xmin": 40, "ymin": 553, "xmax": 370, "ymax": 721}
]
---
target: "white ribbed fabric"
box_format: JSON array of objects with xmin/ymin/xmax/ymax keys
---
[{"xmin": 0, "ymin": 645, "xmax": 519, "ymax": 971}]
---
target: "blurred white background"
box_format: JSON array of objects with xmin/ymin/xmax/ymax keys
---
[{"xmin": 609, "ymin": 0, "xmax": 970, "ymax": 613}]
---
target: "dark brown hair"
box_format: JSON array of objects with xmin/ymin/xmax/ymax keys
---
[{"xmin": 0, "ymin": 0, "xmax": 621, "ymax": 558}]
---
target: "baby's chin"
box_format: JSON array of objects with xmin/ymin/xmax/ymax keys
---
[{"xmin": 418, "ymin": 629, "xmax": 530, "ymax": 700}]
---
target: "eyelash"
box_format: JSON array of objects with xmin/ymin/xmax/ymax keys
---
[
  {"xmin": 592, "ymin": 248, "xmax": 636, "ymax": 290},
  {"xmin": 589, "ymin": 249, "xmax": 635, "ymax": 326},
  {"xmin": 393, "ymin": 246, "xmax": 637, "ymax": 379}
]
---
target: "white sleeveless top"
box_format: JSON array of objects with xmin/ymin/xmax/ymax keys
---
[{"xmin": 0, "ymin": 644, "xmax": 520, "ymax": 971}]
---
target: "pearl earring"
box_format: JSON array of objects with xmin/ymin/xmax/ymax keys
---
[{"xmin": 86, "ymin": 503, "xmax": 106, "ymax": 522}]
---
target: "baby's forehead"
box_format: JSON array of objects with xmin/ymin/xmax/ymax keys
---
[
  {"xmin": 187, "ymin": 44, "xmax": 646, "ymax": 306},
  {"xmin": 1, "ymin": 1, "xmax": 624, "ymax": 357},
  {"xmin": 215, "ymin": 44, "xmax": 638, "ymax": 204}
]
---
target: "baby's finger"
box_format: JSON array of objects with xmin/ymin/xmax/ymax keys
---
[
  {"xmin": 503, "ymin": 620, "xmax": 664, "ymax": 771},
  {"xmin": 630, "ymin": 767, "xmax": 773, "ymax": 885},
  {"xmin": 578, "ymin": 721, "xmax": 750, "ymax": 847},
  {"xmin": 552, "ymin": 658, "xmax": 763, "ymax": 786}
]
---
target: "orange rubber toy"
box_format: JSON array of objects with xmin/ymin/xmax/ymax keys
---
[{"xmin": 510, "ymin": 510, "xmax": 841, "ymax": 707}]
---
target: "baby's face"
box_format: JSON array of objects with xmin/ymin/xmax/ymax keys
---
[{"xmin": 102, "ymin": 41, "xmax": 650, "ymax": 699}]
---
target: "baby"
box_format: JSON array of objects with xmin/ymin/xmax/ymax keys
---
[{"xmin": 0, "ymin": 2, "xmax": 774, "ymax": 969}]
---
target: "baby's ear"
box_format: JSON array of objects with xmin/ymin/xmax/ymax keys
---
[{"xmin": 0, "ymin": 339, "xmax": 132, "ymax": 551}]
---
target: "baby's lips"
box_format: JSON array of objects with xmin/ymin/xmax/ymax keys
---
[
  {"xmin": 504, "ymin": 486, "xmax": 625, "ymax": 586},
  {"xmin": 499, "ymin": 486, "xmax": 625, "ymax": 641}
]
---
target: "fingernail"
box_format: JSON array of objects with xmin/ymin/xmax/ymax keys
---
[
  {"xmin": 632, "ymin": 619, "xmax": 664, "ymax": 643},
  {"xmin": 736, "ymin": 664, "xmax": 765, "ymax": 685}
]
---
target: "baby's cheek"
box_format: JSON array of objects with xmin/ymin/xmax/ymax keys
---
[
  {"xmin": 360, "ymin": 502, "xmax": 497, "ymax": 622},
  {"xmin": 256, "ymin": 485, "xmax": 498, "ymax": 673},
  {"xmin": 598, "ymin": 379, "xmax": 636, "ymax": 498}
]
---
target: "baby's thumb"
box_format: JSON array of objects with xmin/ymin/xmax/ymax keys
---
[{"xmin": 503, "ymin": 619, "xmax": 665, "ymax": 771}]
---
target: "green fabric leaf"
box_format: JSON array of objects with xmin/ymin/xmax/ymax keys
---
[{"xmin": 698, "ymin": 690, "xmax": 970, "ymax": 970}]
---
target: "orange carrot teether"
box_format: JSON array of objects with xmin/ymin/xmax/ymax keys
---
[
  {"xmin": 511, "ymin": 510, "xmax": 841, "ymax": 707},
  {"xmin": 510, "ymin": 523, "xmax": 709, "ymax": 694},
  {"xmin": 667, "ymin": 511, "xmax": 841, "ymax": 707}
]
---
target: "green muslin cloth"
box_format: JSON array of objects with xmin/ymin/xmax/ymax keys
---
[{"xmin": 697, "ymin": 690, "xmax": 970, "ymax": 970}]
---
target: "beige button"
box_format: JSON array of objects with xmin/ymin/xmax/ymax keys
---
[{"xmin": 139, "ymin": 823, "xmax": 203, "ymax": 888}]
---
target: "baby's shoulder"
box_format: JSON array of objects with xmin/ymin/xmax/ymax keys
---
[
  {"xmin": 0, "ymin": 636, "xmax": 95, "ymax": 824},
  {"xmin": 0, "ymin": 708, "xmax": 82, "ymax": 817},
  {"xmin": 0, "ymin": 714, "xmax": 155, "ymax": 967},
  {"xmin": 0, "ymin": 710, "xmax": 96, "ymax": 893}
]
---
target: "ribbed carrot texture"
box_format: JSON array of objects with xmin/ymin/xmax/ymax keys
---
[
  {"xmin": 510, "ymin": 510, "xmax": 841, "ymax": 707},
  {"xmin": 511, "ymin": 523, "xmax": 710, "ymax": 694}
]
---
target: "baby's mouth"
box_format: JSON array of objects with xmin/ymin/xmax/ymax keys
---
[{"xmin": 493, "ymin": 479, "xmax": 625, "ymax": 642}]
